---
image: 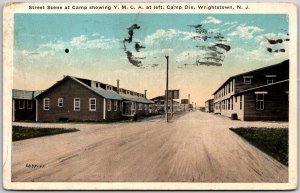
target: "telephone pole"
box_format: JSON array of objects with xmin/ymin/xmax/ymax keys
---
[
  {"xmin": 165, "ymin": 56, "xmax": 169, "ymax": 122},
  {"xmin": 188, "ymin": 94, "xmax": 190, "ymax": 111}
]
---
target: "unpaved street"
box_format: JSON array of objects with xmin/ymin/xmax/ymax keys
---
[{"xmin": 12, "ymin": 111, "xmax": 288, "ymax": 182}]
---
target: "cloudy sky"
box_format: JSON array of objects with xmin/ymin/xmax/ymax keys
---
[{"xmin": 14, "ymin": 14, "xmax": 289, "ymax": 106}]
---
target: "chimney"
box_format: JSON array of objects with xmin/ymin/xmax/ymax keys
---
[
  {"xmin": 144, "ymin": 90, "xmax": 147, "ymax": 98},
  {"xmin": 117, "ymin": 79, "xmax": 120, "ymax": 94}
]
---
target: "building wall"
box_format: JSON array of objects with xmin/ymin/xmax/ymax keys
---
[
  {"xmin": 135, "ymin": 103, "xmax": 150, "ymax": 116},
  {"xmin": 242, "ymin": 82, "xmax": 288, "ymax": 121},
  {"xmin": 105, "ymin": 99, "xmax": 123, "ymax": 120},
  {"xmin": 234, "ymin": 61, "xmax": 289, "ymax": 93},
  {"xmin": 205, "ymin": 101, "xmax": 209, "ymax": 112},
  {"xmin": 205, "ymin": 99, "xmax": 214, "ymax": 113},
  {"xmin": 232, "ymin": 95, "xmax": 244, "ymax": 121},
  {"xmin": 13, "ymin": 99, "xmax": 36, "ymax": 121},
  {"xmin": 213, "ymin": 60, "xmax": 289, "ymax": 121},
  {"xmin": 152, "ymin": 98, "xmax": 179, "ymax": 114},
  {"xmin": 213, "ymin": 79, "xmax": 235, "ymax": 115},
  {"xmin": 37, "ymin": 78, "xmax": 120, "ymax": 122}
]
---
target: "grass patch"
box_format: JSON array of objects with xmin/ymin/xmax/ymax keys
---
[
  {"xmin": 230, "ymin": 127, "xmax": 288, "ymax": 166},
  {"xmin": 12, "ymin": 126, "xmax": 79, "ymax": 141}
]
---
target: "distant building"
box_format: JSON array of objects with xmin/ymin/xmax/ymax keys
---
[
  {"xmin": 12, "ymin": 89, "xmax": 42, "ymax": 121},
  {"xmin": 205, "ymin": 99, "xmax": 214, "ymax": 113},
  {"xmin": 151, "ymin": 95, "xmax": 181, "ymax": 114},
  {"xmin": 212, "ymin": 60, "xmax": 289, "ymax": 121},
  {"xmin": 198, "ymin": 107, "xmax": 205, "ymax": 112},
  {"xmin": 188, "ymin": 104, "xmax": 194, "ymax": 111},
  {"xmin": 34, "ymin": 75, "xmax": 153, "ymax": 122}
]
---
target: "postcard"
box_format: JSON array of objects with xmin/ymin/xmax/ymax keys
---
[{"xmin": 2, "ymin": 2, "xmax": 298, "ymax": 190}]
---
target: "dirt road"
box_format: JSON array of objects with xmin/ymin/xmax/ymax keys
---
[{"xmin": 12, "ymin": 111, "xmax": 288, "ymax": 182}]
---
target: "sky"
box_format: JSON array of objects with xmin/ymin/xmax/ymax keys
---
[{"xmin": 13, "ymin": 14, "xmax": 289, "ymax": 106}]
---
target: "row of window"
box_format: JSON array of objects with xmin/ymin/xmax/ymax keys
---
[
  {"xmin": 95, "ymin": 82, "xmax": 145, "ymax": 98},
  {"xmin": 43, "ymin": 98, "xmax": 99, "ymax": 111},
  {"xmin": 215, "ymin": 75, "xmax": 276, "ymax": 100},
  {"xmin": 215, "ymin": 80, "xmax": 234, "ymax": 99},
  {"xmin": 43, "ymin": 98, "xmax": 148, "ymax": 111},
  {"xmin": 18, "ymin": 100, "xmax": 33, "ymax": 110},
  {"xmin": 106, "ymin": 99, "xmax": 118, "ymax": 111},
  {"xmin": 215, "ymin": 94, "xmax": 265, "ymax": 111},
  {"xmin": 243, "ymin": 75, "xmax": 276, "ymax": 85},
  {"xmin": 215, "ymin": 96, "xmax": 243, "ymax": 111}
]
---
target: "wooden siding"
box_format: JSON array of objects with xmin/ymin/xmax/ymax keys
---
[
  {"xmin": 234, "ymin": 61, "xmax": 289, "ymax": 93},
  {"xmin": 105, "ymin": 100, "xmax": 123, "ymax": 120},
  {"xmin": 243, "ymin": 82, "xmax": 288, "ymax": 121},
  {"xmin": 37, "ymin": 78, "xmax": 117, "ymax": 122},
  {"xmin": 14, "ymin": 99, "xmax": 36, "ymax": 121},
  {"xmin": 135, "ymin": 103, "xmax": 150, "ymax": 116}
]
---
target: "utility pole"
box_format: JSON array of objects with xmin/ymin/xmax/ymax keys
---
[
  {"xmin": 188, "ymin": 94, "xmax": 190, "ymax": 111},
  {"xmin": 165, "ymin": 56, "xmax": 169, "ymax": 122},
  {"xmin": 171, "ymin": 93, "xmax": 173, "ymax": 117}
]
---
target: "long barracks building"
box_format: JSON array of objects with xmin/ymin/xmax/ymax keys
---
[
  {"xmin": 25, "ymin": 75, "xmax": 153, "ymax": 122},
  {"xmin": 212, "ymin": 60, "xmax": 289, "ymax": 121}
]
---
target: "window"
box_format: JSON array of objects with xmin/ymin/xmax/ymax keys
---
[
  {"xmin": 256, "ymin": 93, "xmax": 266, "ymax": 110},
  {"xmin": 114, "ymin": 101, "xmax": 118, "ymax": 111},
  {"xmin": 19, "ymin": 100, "xmax": 25, "ymax": 109},
  {"xmin": 267, "ymin": 78, "xmax": 274, "ymax": 84},
  {"xmin": 89, "ymin": 98, "xmax": 96, "ymax": 111},
  {"xmin": 43, "ymin": 98, "xmax": 50, "ymax": 110},
  {"xmin": 240, "ymin": 96, "xmax": 242, "ymax": 110},
  {"xmin": 26, "ymin": 100, "xmax": 32, "ymax": 109},
  {"xmin": 138, "ymin": 103, "xmax": 143, "ymax": 110},
  {"xmin": 231, "ymin": 98, "xmax": 233, "ymax": 110},
  {"xmin": 266, "ymin": 75, "xmax": 276, "ymax": 85},
  {"xmin": 58, "ymin": 98, "xmax": 63, "ymax": 107},
  {"xmin": 107, "ymin": 99, "xmax": 111, "ymax": 111},
  {"xmin": 145, "ymin": 104, "xmax": 148, "ymax": 110},
  {"xmin": 132, "ymin": 102, "xmax": 136, "ymax": 110},
  {"xmin": 243, "ymin": 76, "xmax": 253, "ymax": 84},
  {"xmin": 227, "ymin": 99, "xmax": 231, "ymax": 110},
  {"xmin": 74, "ymin": 98, "xmax": 80, "ymax": 111},
  {"xmin": 106, "ymin": 85, "xmax": 112, "ymax": 91},
  {"xmin": 96, "ymin": 82, "xmax": 100, "ymax": 88}
]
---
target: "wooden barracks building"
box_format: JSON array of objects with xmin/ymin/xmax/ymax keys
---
[
  {"xmin": 12, "ymin": 89, "xmax": 42, "ymax": 121},
  {"xmin": 205, "ymin": 99, "xmax": 214, "ymax": 113},
  {"xmin": 14, "ymin": 75, "xmax": 154, "ymax": 122},
  {"xmin": 212, "ymin": 60, "xmax": 289, "ymax": 121}
]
